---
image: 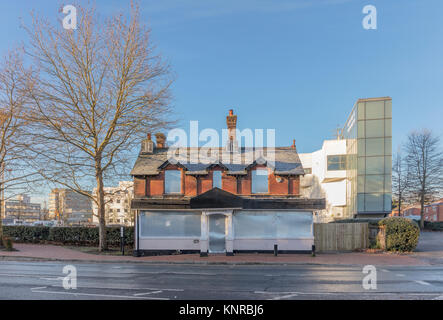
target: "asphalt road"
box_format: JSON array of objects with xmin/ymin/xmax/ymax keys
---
[{"xmin": 1, "ymin": 261, "xmax": 443, "ymax": 300}]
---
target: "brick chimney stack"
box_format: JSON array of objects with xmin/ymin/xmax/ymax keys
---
[
  {"xmin": 291, "ymin": 139, "xmax": 296, "ymax": 150},
  {"xmin": 142, "ymin": 132, "xmax": 154, "ymax": 154},
  {"xmin": 226, "ymin": 109, "xmax": 238, "ymax": 152}
]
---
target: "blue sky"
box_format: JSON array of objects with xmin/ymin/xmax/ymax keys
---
[{"xmin": 1, "ymin": 0, "xmax": 442, "ymax": 204}]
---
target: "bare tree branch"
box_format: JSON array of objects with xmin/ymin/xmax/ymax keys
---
[{"xmin": 23, "ymin": 2, "xmax": 175, "ymax": 251}]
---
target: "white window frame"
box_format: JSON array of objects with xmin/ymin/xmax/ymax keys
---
[
  {"xmin": 251, "ymin": 169, "xmax": 269, "ymax": 194},
  {"xmin": 165, "ymin": 170, "xmax": 181, "ymax": 194}
]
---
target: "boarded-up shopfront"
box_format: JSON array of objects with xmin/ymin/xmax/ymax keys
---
[{"xmin": 132, "ymin": 188, "xmax": 324, "ymax": 256}]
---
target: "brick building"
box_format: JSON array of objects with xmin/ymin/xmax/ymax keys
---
[
  {"xmin": 130, "ymin": 110, "xmax": 325, "ymax": 256},
  {"xmin": 423, "ymin": 199, "xmax": 443, "ymax": 222},
  {"xmin": 398, "ymin": 200, "xmax": 443, "ymax": 222}
]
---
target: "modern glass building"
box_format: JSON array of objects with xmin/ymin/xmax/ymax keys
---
[{"xmin": 342, "ymin": 97, "xmax": 392, "ymax": 218}]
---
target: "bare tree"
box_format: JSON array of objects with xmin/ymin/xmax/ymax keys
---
[
  {"xmin": 0, "ymin": 51, "xmax": 38, "ymax": 239},
  {"xmin": 392, "ymin": 149, "xmax": 410, "ymax": 216},
  {"xmin": 23, "ymin": 3, "xmax": 174, "ymax": 251},
  {"xmin": 404, "ymin": 130, "xmax": 443, "ymax": 229}
]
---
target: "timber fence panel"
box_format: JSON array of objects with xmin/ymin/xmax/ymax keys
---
[{"xmin": 314, "ymin": 223, "xmax": 369, "ymax": 252}]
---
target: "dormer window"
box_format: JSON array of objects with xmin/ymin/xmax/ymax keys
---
[
  {"xmin": 165, "ymin": 170, "xmax": 181, "ymax": 194},
  {"xmin": 252, "ymin": 169, "xmax": 269, "ymax": 194}
]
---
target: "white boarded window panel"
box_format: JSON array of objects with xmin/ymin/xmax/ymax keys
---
[
  {"xmin": 165, "ymin": 170, "xmax": 181, "ymax": 194},
  {"xmin": 233, "ymin": 210, "xmax": 312, "ymax": 239},
  {"xmin": 140, "ymin": 211, "xmax": 201, "ymax": 237},
  {"xmin": 213, "ymin": 171, "xmax": 222, "ymax": 189}
]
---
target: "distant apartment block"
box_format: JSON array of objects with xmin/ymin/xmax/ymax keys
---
[
  {"xmin": 3, "ymin": 194, "xmax": 41, "ymax": 222},
  {"xmin": 48, "ymin": 189, "xmax": 93, "ymax": 225},
  {"xmin": 92, "ymin": 181, "xmax": 134, "ymax": 226}
]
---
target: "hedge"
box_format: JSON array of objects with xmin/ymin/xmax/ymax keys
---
[
  {"xmin": 379, "ymin": 217, "xmax": 420, "ymax": 252},
  {"xmin": 331, "ymin": 218, "xmax": 382, "ymax": 227},
  {"xmin": 424, "ymin": 221, "xmax": 443, "ymax": 231},
  {"xmin": 2, "ymin": 226, "xmax": 134, "ymax": 247}
]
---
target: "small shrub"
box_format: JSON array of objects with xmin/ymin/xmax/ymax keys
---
[{"xmin": 379, "ymin": 217, "xmax": 420, "ymax": 252}]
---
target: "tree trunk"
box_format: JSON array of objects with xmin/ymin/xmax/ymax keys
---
[
  {"xmin": 420, "ymin": 192, "xmax": 425, "ymax": 230},
  {"xmin": 95, "ymin": 165, "xmax": 107, "ymax": 252},
  {"xmin": 398, "ymin": 197, "xmax": 401, "ymax": 217},
  {"xmin": 0, "ymin": 201, "xmax": 3, "ymax": 246}
]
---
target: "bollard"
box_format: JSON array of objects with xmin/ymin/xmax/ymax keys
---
[
  {"xmin": 120, "ymin": 226, "xmax": 125, "ymax": 256},
  {"xmin": 312, "ymin": 244, "xmax": 316, "ymax": 257},
  {"xmin": 274, "ymin": 244, "xmax": 278, "ymax": 256}
]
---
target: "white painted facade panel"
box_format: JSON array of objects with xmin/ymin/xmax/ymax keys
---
[{"xmin": 136, "ymin": 209, "xmax": 314, "ymax": 253}]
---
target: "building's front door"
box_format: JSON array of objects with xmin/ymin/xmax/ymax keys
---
[{"xmin": 208, "ymin": 214, "xmax": 226, "ymax": 253}]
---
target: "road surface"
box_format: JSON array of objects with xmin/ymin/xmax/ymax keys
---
[{"xmin": 1, "ymin": 260, "xmax": 443, "ymax": 300}]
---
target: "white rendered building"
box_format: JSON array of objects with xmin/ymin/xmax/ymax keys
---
[
  {"xmin": 92, "ymin": 181, "xmax": 134, "ymax": 226},
  {"xmin": 299, "ymin": 139, "xmax": 347, "ymax": 222}
]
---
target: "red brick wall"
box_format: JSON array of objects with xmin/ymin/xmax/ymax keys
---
[
  {"xmin": 239, "ymin": 172, "xmax": 252, "ymax": 194},
  {"xmin": 147, "ymin": 171, "xmax": 164, "ymax": 196},
  {"xmin": 423, "ymin": 204, "xmax": 443, "ymax": 222},
  {"xmin": 133, "ymin": 177, "xmax": 146, "ymax": 197},
  {"xmin": 200, "ymin": 172, "xmax": 213, "ymax": 194},
  {"xmin": 222, "ymin": 173, "xmax": 237, "ymax": 194},
  {"xmin": 288, "ymin": 177, "xmax": 300, "ymax": 195},
  {"xmin": 269, "ymin": 172, "xmax": 289, "ymax": 195},
  {"xmin": 184, "ymin": 174, "xmax": 197, "ymax": 197},
  {"xmin": 139, "ymin": 166, "xmax": 301, "ymax": 197}
]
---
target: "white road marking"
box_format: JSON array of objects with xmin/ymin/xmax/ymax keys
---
[
  {"xmin": 396, "ymin": 274, "xmax": 406, "ymax": 277},
  {"xmin": 30, "ymin": 289, "xmax": 169, "ymax": 300},
  {"xmin": 165, "ymin": 272, "xmax": 216, "ymax": 276},
  {"xmin": 270, "ymin": 293, "xmax": 299, "ymax": 300},
  {"xmin": 0, "ymin": 273, "xmax": 50, "ymax": 278},
  {"xmin": 255, "ymin": 291, "xmax": 334, "ymax": 295},
  {"xmin": 255, "ymin": 291, "xmax": 443, "ymax": 298},
  {"xmin": 133, "ymin": 290, "xmax": 163, "ymax": 296},
  {"xmin": 31, "ymin": 286, "xmax": 47, "ymax": 290},
  {"xmin": 414, "ymin": 280, "xmax": 431, "ymax": 286},
  {"xmin": 264, "ymin": 274, "xmax": 302, "ymax": 277},
  {"xmin": 381, "ymin": 269, "xmax": 390, "ymax": 273},
  {"xmin": 40, "ymin": 277, "xmax": 64, "ymax": 281},
  {"xmin": 51, "ymin": 284, "xmax": 183, "ymax": 291}
]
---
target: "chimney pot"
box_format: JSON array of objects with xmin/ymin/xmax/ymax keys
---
[
  {"xmin": 291, "ymin": 139, "xmax": 296, "ymax": 149},
  {"xmin": 147, "ymin": 133, "xmax": 152, "ymax": 140},
  {"xmin": 155, "ymin": 132, "xmax": 166, "ymax": 149},
  {"xmin": 229, "ymin": 109, "xmax": 234, "ymax": 116}
]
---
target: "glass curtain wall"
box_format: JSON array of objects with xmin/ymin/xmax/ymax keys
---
[{"xmin": 343, "ymin": 98, "xmax": 392, "ymax": 218}]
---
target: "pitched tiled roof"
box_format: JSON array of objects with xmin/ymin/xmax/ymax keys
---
[{"xmin": 130, "ymin": 147, "xmax": 304, "ymax": 176}]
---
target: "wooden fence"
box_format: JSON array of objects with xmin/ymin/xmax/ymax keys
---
[{"xmin": 314, "ymin": 223, "xmax": 369, "ymax": 252}]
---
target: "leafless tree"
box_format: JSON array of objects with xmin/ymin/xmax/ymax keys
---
[
  {"xmin": 404, "ymin": 130, "xmax": 443, "ymax": 229},
  {"xmin": 23, "ymin": 3, "xmax": 174, "ymax": 250},
  {"xmin": 392, "ymin": 149, "xmax": 410, "ymax": 216},
  {"xmin": 0, "ymin": 51, "xmax": 39, "ymax": 239}
]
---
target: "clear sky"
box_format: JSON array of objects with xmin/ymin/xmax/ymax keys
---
[{"xmin": 1, "ymin": 0, "xmax": 442, "ymax": 204}]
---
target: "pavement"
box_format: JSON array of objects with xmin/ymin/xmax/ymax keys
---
[
  {"xmin": 412, "ymin": 231, "xmax": 443, "ymax": 265},
  {"xmin": 1, "ymin": 260, "xmax": 443, "ymax": 300}
]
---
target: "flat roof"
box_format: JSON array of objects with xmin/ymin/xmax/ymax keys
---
[{"xmin": 356, "ymin": 96, "xmax": 392, "ymax": 103}]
